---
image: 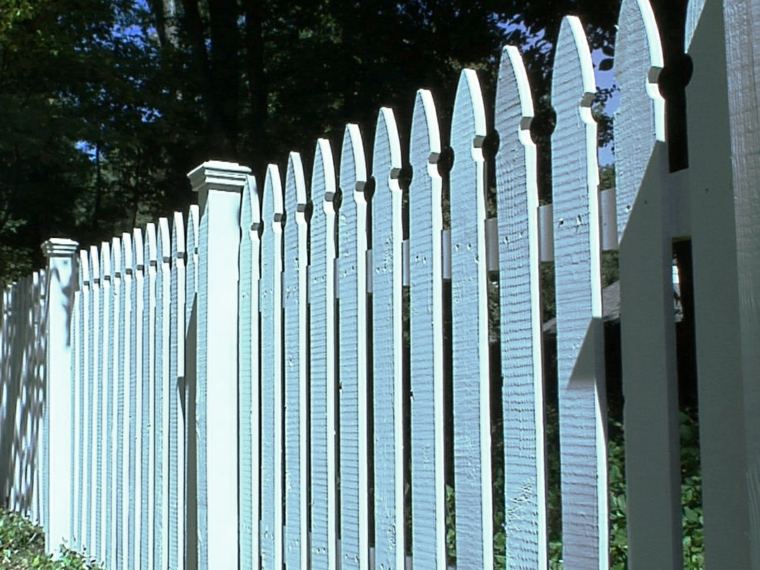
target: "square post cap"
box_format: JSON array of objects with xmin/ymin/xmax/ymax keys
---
[
  {"xmin": 188, "ymin": 161, "xmax": 251, "ymax": 195},
  {"xmin": 41, "ymin": 238, "xmax": 79, "ymax": 258}
]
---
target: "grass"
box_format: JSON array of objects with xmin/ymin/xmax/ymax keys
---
[{"xmin": 0, "ymin": 509, "xmax": 100, "ymax": 569}]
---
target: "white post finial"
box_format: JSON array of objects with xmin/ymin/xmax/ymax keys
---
[
  {"xmin": 40, "ymin": 237, "xmax": 79, "ymax": 557},
  {"xmin": 188, "ymin": 161, "xmax": 251, "ymax": 209},
  {"xmin": 187, "ymin": 160, "xmax": 250, "ymax": 570}
]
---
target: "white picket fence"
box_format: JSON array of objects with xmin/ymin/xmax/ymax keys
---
[{"xmin": 2, "ymin": 0, "xmax": 760, "ymax": 568}]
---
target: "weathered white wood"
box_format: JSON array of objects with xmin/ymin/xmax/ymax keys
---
[
  {"xmin": 408, "ymin": 88, "xmax": 447, "ymax": 570},
  {"xmin": 494, "ymin": 45, "xmax": 548, "ymax": 569},
  {"xmin": 31, "ymin": 271, "xmax": 43, "ymax": 527},
  {"xmin": 40, "ymin": 239, "xmax": 78, "ymax": 556},
  {"xmin": 184, "ymin": 204, "xmax": 199, "ymax": 570},
  {"xmin": 155, "ymin": 217, "xmax": 171, "ymax": 569},
  {"xmin": 338, "ymin": 123, "xmax": 370, "ymax": 569},
  {"xmin": 107, "ymin": 238, "xmax": 121, "ymax": 568},
  {"xmin": 69, "ymin": 265, "xmax": 81, "ymax": 549},
  {"xmin": 370, "ymin": 107, "xmax": 406, "ymax": 570},
  {"xmin": 140, "ymin": 223, "xmax": 157, "ymax": 570},
  {"xmin": 76, "ymin": 251, "xmax": 90, "ymax": 550},
  {"xmin": 613, "ymin": 2, "xmax": 681, "ymax": 568},
  {"xmin": 722, "ymin": 2, "xmax": 760, "ymax": 565},
  {"xmin": 119, "ymin": 232, "xmax": 134, "ymax": 570},
  {"xmin": 239, "ymin": 175, "xmax": 262, "ymax": 570},
  {"xmin": 449, "ymin": 69, "xmax": 493, "ymax": 569},
  {"xmin": 550, "ymin": 17, "xmax": 607, "ymax": 569},
  {"xmin": 87, "ymin": 245, "xmax": 100, "ymax": 556},
  {"xmin": 188, "ymin": 161, "xmax": 249, "ymax": 570},
  {"xmin": 309, "ymin": 138, "xmax": 339, "ymax": 570},
  {"xmin": 169, "ymin": 211, "xmax": 186, "ymax": 570},
  {"xmin": 686, "ymin": 0, "xmax": 760, "ymax": 566},
  {"xmin": 283, "ymin": 152, "xmax": 309, "ymax": 570},
  {"xmin": 130, "ymin": 228, "xmax": 145, "ymax": 567},
  {"xmin": 98, "ymin": 241, "xmax": 112, "ymax": 566},
  {"xmin": 260, "ymin": 164, "xmax": 285, "ymax": 568}
]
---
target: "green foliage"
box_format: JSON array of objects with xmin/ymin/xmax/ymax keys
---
[
  {"xmin": 0, "ymin": 509, "xmax": 100, "ymax": 569},
  {"xmin": 442, "ymin": 406, "xmax": 704, "ymax": 567}
]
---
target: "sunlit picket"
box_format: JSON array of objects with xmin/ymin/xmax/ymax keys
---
[{"xmin": 1, "ymin": 0, "xmax": 759, "ymax": 568}]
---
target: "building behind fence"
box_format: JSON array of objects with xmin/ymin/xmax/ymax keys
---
[{"xmin": 1, "ymin": 0, "xmax": 759, "ymax": 568}]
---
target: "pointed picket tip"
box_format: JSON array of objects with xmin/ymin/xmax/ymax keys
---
[
  {"xmin": 496, "ymin": 46, "xmax": 535, "ymax": 136},
  {"xmin": 144, "ymin": 223, "xmax": 158, "ymax": 266},
  {"xmin": 187, "ymin": 204, "xmax": 200, "ymax": 253},
  {"xmin": 341, "ymin": 124, "xmax": 368, "ymax": 202},
  {"xmin": 240, "ymin": 175, "xmax": 261, "ymax": 234},
  {"xmin": 172, "ymin": 212, "xmax": 186, "ymax": 258},
  {"xmin": 451, "ymin": 69, "xmax": 487, "ymax": 151},
  {"xmin": 552, "ymin": 17, "xmax": 596, "ymax": 112},
  {"xmin": 373, "ymin": 107, "xmax": 403, "ymax": 180},
  {"xmin": 158, "ymin": 217, "xmax": 171, "ymax": 264},
  {"xmin": 286, "ymin": 152, "xmax": 308, "ymax": 210},
  {"xmin": 100, "ymin": 241, "xmax": 112, "ymax": 282},
  {"xmin": 111, "ymin": 237, "xmax": 122, "ymax": 278},
  {"xmin": 121, "ymin": 233, "xmax": 134, "ymax": 275},
  {"xmin": 89, "ymin": 245, "xmax": 101, "ymax": 283},
  {"xmin": 410, "ymin": 89, "xmax": 442, "ymax": 169},
  {"xmin": 313, "ymin": 138, "xmax": 338, "ymax": 210},
  {"xmin": 133, "ymin": 228, "xmax": 145, "ymax": 270},
  {"xmin": 79, "ymin": 250, "xmax": 91, "ymax": 286},
  {"xmin": 264, "ymin": 164, "xmax": 285, "ymax": 222},
  {"xmin": 615, "ymin": 0, "xmax": 665, "ymax": 141},
  {"xmin": 685, "ymin": 0, "xmax": 707, "ymax": 51}
]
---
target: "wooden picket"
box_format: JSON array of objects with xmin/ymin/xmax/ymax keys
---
[
  {"xmin": 309, "ymin": 139, "xmax": 339, "ymax": 570},
  {"xmin": 239, "ymin": 175, "xmax": 262, "ymax": 570},
  {"xmin": 449, "ymin": 69, "xmax": 493, "ymax": 569},
  {"xmin": 551, "ymin": 17, "xmax": 607, "ymax": 567},
  {"xmin": 338, "ymin": 123, "xmax": 370, "ymax": 570},
  {"xmin": 283, "ymin": 152, "xmax": 309, "ymax": 570},
  {"xmin": 494, "ymin": 45, "xmax": 547, "ymax": 568},
  {"xmin": 168, "ymin": 211, "xmax": 186, "ymax": 570},
  {"xmin": 371, "ymin": 107, "xmax": 406, "ymax": 570},
  {"xmin": 408, "ymin": 88, "xmax": 447, "ymax": 570},
  {"xmin": 129, "ymin": 227, "xmax": 144, "ymax": 567},
  {"xmin": 2, "ymin": 1, "xmax": 760, "ymax": 568}
]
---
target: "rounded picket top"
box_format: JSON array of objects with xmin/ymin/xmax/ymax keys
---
[
  {"xmin": 616, "ymin": 0, "xmax": 665, "ymax": 107},
  {"xmin": 89, "ymin": 245, "xmax": 101, "ymax": 284},
  {"xmin": 172, "ymin": 211, "xmax": 186, "ymax": 259},
  {"xmin": 100, "ymin": 241, "xmax": 112, "ymax": 282},
  {"xmin": 685, "ymin": 0, "xmax": 707, "ymax": 50},
  {"xmin": 286, "ymin": 152, "xmax": 309, "ymax": 213},
  {"xmin": 186, "ymin": 205, "xmax": 199, "ymax": 256},
  {"xmin": 121, "ymin": 233, "xmax": 134, "ymax": 276},
  {"xmin": 372, "ymin": 107, "xmax": 403, "ymax": 185},
  {"xmin": 240, "ymin": 174, "xmax": 261, "ymax": 235},
  {"xmin": 133, "ymin": 227, "xmax": 145, "ymax": 271},
  {"xmin": 313, "ymin": 138, "xmax": 338, "ymax": 212},
  {"xmin": 552, "ymin": 16, "xmax": 596, "ymax": 119},
  {"xmin": 496, "ymin": 46, "xmax": 535, "ymax": 139},
  {"xmin": 410, "ymin": 89, "xmax": 442, "ymax": 172},
  {"xmin": 340, "ymin": 124, "xmax": 368, "ymax": 203},
  {"xmin": 111, "ymin": 237, "xmax": 122, "ymax": 279},
  {"xmin": 156, "ymin": 217, "xmax": 171, "ymax": 266},
  {"xmin": 451, "ymin": 69, "xmax": 487, "ymax": 157},
  {"xmin": 614, "ymin": 0, "xmax": 666, "ymax": 239},
  {"xmin": 264, "ymin": 164, "xmax": 284, "ymax": 225},
  {"xmin": 144, "ymin": 223, "xmax": 158, "ymax": 268}
]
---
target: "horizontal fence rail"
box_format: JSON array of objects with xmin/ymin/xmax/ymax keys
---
[{"xmin": 1, "ymin": 0, "xmax": 760, "ymax": 568}]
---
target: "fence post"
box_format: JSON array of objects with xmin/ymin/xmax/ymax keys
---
[
  {"xmin": 41, "ymin": 238, "xmax": 79, "ymax": 557},
  {"xmin": 187, "ymin": 161, "xmax": 250, "ymax": 570}
]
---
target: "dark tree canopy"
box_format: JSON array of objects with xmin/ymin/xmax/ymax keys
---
[{"xmin": 0, "ymin": 0, "xmax": 688, "ymax": 282}]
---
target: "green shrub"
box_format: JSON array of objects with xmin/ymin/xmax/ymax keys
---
[{"xmin": 0, "ymin": 510, "xmax": 100, "ymax": 569}]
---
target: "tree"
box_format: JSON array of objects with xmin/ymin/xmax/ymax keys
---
[{"xmin": 0, "ymin": 0, "xmax": 690, "ymax": 281}]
